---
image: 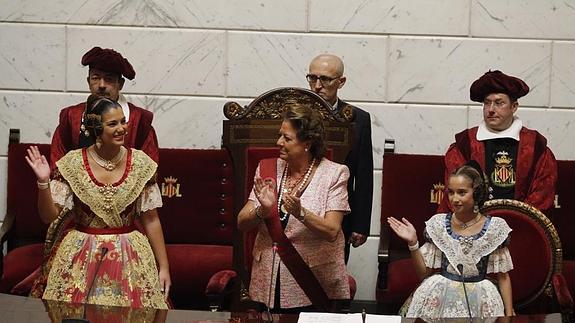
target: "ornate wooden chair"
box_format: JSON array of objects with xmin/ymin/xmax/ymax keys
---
[{"xmin": 207, "ymin": 87, "xmax": 356, "ymax": 311}]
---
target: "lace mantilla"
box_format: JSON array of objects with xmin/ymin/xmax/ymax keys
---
[
  {"xmin": 55, "ymin": 149, "xmax": 157, "ymax": 227},
  {"xmin": 425, "ymin": 213, "xmax": 512, "ymax": 276}
]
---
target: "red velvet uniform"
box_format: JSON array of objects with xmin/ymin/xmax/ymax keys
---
[
  {"xmin": 439, "ymin": 126, "xmax": 557, "ymax": 213},
  {"xmin": 50, "ymin": 102, "xmax": 159, "ymax": 169}
]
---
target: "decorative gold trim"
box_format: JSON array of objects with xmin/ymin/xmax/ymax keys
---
[
  {"xmin": 481, "ymin": 199, "xmax": 563, "ymax": 308},
  {"xmin": 223, "ymin": 87, "xmax": 353, "ymax": 122}
]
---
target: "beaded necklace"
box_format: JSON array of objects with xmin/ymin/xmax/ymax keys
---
[
  {"xmin": 278, "ymin": 159, "xmax": 316, "ymax": 221},
  {"xmin": 454, "ymin": 213, "xmax": 481, "ymax": 230},
  {"xmin": 89, "ymin": 146, "xmax": 126, "ymax": 171}
]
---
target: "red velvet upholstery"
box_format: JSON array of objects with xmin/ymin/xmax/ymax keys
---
[
  {"xmin": 485, "ymin": 208, "xmax": 551, "ymax": 306},
  {"xmin": 0, "ymin": 143, "xmax": 50, "ymax": 294},
  {"xmin": 0, "ymin": 244, "xmax": 43, "ymax": 294},
  {"xmin": 377, "ymin": 153, "xmax": 445, "ymax": 308},
  {"xmin": 156, "ymin": 148, "xmax": 234, "ymax": 309}
]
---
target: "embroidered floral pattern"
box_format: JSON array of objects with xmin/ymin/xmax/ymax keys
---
[{"xmin": 404, "ymin": 213, "xmax": 513, "ymax": 319}]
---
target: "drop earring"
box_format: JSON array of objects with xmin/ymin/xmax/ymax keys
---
[
  {"xmin": 473, "ymin": 203, "xmax": 479, "ymax": 214},
  {"xmin": 96, "ymin": 137, "xmax": 103, "ymax": 149}
]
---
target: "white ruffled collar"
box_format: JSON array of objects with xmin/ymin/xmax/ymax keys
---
[{"xmin": 476, "ymin": 117, "xmax": 522, "ymax": 141}]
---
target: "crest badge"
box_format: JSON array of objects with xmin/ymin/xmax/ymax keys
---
[
  {"xmin": 491, "ymin": 151, "xmax": 515, "ymax": 187},
  {"xmin": 161, "ymin": 176, "xmax": 182, "ymax": 198},
  {"xmin": 430, "ymin": 183, "xmax": 445, "ymax": 204}
]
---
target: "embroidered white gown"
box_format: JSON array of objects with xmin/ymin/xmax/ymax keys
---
[{"xmin": 403, "ymin": 213, "xmax": 513, "ymax": 319}]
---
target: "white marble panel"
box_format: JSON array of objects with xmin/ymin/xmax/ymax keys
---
[
  {"xmin": 66, "ymin": 27, "xmax": 225, "ymax": 96},
  {"xmin": 388, "ymin": 37, "xmax": 551, "ymax": 106},
  {"xmin": 0, "ymin": 157, "xmax": 6, "ymax": 222},
  {"xmin": 0, "ymin": 1, "xmax": 307, "ymax": 31},
  {"xmin": 551, "ymin": 42, "xmax": 575, "ymax": 108},
  {"xmin": 370, "ymin": 170, "xmax": 382, "ymax": 237},
  {"xmin": 347, "ymin": 236, "xmax": 379, "ymax": 301},
  {"xmin": 0, "ymin": 91, "xmax": 85, "ymax": 156},
  {"xmin": 126, "ymin": 95, "xmax": 251, "ymax": 149},
  {"xmin": 359, "ymin": 103, "xmax": 468, "ymax": 169},
  {"xmin": 310, "ymin": 0, "xmax": 469, "ymax": 36},
  {"xmin": 517, "ymin": 107, "xmax": 575, "ymax": 161},
  {"xmin": 227, "ymin": 32, "xmax": 387, "ymax": 101},
  {"xmin": 471, "ymin": 0, "xmax": 575, "ymax": 40},
  {"xmin": 0, "ymin": 24, "xmax": 66, "ymax": 90}
]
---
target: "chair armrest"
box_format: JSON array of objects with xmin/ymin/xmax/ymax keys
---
[
  {"xmin": 205, "ymin": 269, "xmax": 237, "ymax": 295},
  {"xmin": 205, "ymin": 270, "xmax": 237, "ymax": 312},
  {"xmin": 552, "ymin": 273, "xmax": 574, "ymax": 316}
]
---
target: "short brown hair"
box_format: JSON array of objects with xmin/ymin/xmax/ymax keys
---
[{"xmin": 282, "ymin": 104, "xmax": 326, "ymax": 160}]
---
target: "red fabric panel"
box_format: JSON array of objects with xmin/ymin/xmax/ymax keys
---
[
  {"xmin": 380, "ymin": 154, "xmax": 445, "ymax": 253},
  {"xmin": 378, "ymin": 259, "xmax": 419, "ymax": 304},
  {"xmin": 0, "ymin": 244, "xmax": 43, "ymax": 293},
  {"xmin": 348, "ymin": 274, "xmax": 357, "ymax": 300},
  {"xmin": 552, "ymin": 273, "xmax": 574, "ymax": 311},
  {"xmin": 486, "ymin": 210, "xmax": 551, "ymax": 304},
  {"xmin": 548, "ymin": 160, "xmax": 575, "ymax": 260},
  {"xmin": 166, "ymin": 244, "xmax": 232, "ymax": 308},
  {"xmin": 6, "ymin": 144, "xmax": 51, "ymax": 250},
  {"xmin": 157, "ymin": 149, "xmax": 234, "ymax": 245},
  {"xmin": 563, "ymin": 260, "xmax": 575, "ymax": 302},
  {"xmin": 377, "ymin": 154, "xmax": 444, "ymax": 305}
]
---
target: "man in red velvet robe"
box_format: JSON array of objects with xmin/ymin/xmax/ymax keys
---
[
  {"xmin": 439, "ymin": 70, "xmax": 557, "ymax": 213},
  {"xmin": 50, "ymin": 47, "xmax": 159, "ymax": 169}
]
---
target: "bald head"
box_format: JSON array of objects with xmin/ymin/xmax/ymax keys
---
[
  {"xmin": 307, "ymin": 54, "xmax": 346, "ymax": 105},
  {"xmin": 309, "ymin": 54, "xmax": 344, "ymax": 76}
]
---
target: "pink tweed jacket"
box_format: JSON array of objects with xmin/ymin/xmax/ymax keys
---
[{"xmin": 248, "ymin": 158, "xmax": 351, "ymax": 308}]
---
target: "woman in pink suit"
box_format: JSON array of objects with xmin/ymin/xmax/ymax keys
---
[{"xmin": 237, "ymin": 104, "xmax": 351, "ymax": 313}]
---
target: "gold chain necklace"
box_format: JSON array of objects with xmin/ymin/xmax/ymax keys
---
[
  {"xmin": 89, "ymin": 146, "xmax": 125, "ymax": 171},
  {"xmin": 454, "ymin": 213, "xmax": 481, "ymax": 230}
]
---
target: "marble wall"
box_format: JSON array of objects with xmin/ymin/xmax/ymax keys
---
[{"xmin": 1, "ymin": 0, "xmax": 574, "ymax": 302}]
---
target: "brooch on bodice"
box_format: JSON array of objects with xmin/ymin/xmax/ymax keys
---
[
  {"xmin": 99, "ymin": 183, "xmax": 118, "ymax": 212},
  {"xmin": 459, "ymin": 236, "xmax": 474, "ymax": 255}
]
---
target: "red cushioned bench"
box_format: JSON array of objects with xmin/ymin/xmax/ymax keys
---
[{"xmin": 0, "ymin": 142, "xmax": 234, "ymax": 310}]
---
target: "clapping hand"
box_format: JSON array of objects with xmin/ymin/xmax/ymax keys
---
[
  {"xmin": 387, "ymin": 217, "xmax": 418, "ymax": 246},
  {"xmin": 282, "ymin": 193, "xmax": 301, "ymax": 217},
  {"xmin": 25, "ymin": 146, "xmax": 50, "ymax": 183},
  {"xmin": 254, "ymin": 177, "xmax": 276, "ymax": 214}
]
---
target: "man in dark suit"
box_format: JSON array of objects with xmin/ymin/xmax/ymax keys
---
[{"xmin": 307, "ymin": 54, "xmax": 374, "ymax": 262}]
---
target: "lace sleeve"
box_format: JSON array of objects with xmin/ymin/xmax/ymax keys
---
[
  {"xmin": 420, "ymin": 242, "xmax": 442, "ymax": 269},
  {"xmin": 50, "ymin": 179, "xmax": 73, "ymax": 210},
  {"xmin": 137, "ymin": 183, "xmax": 163, "ymax": 213},
  {"xmin": 487, "ymin": 246, "xmax": 514, "ymax": 274}
]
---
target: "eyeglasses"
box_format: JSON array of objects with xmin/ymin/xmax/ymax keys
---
[
  {"xmin": 483, "ymin": 100, "xmax": 508, "ymax": 109},
  {"xmin": 306, "ymin": 74, "xmax": 341, "ymax": 86}
]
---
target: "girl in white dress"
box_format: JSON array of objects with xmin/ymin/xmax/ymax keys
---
[{"xmin": 387, "ymin": 162, "xmax": 514, "ymax": 319}]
